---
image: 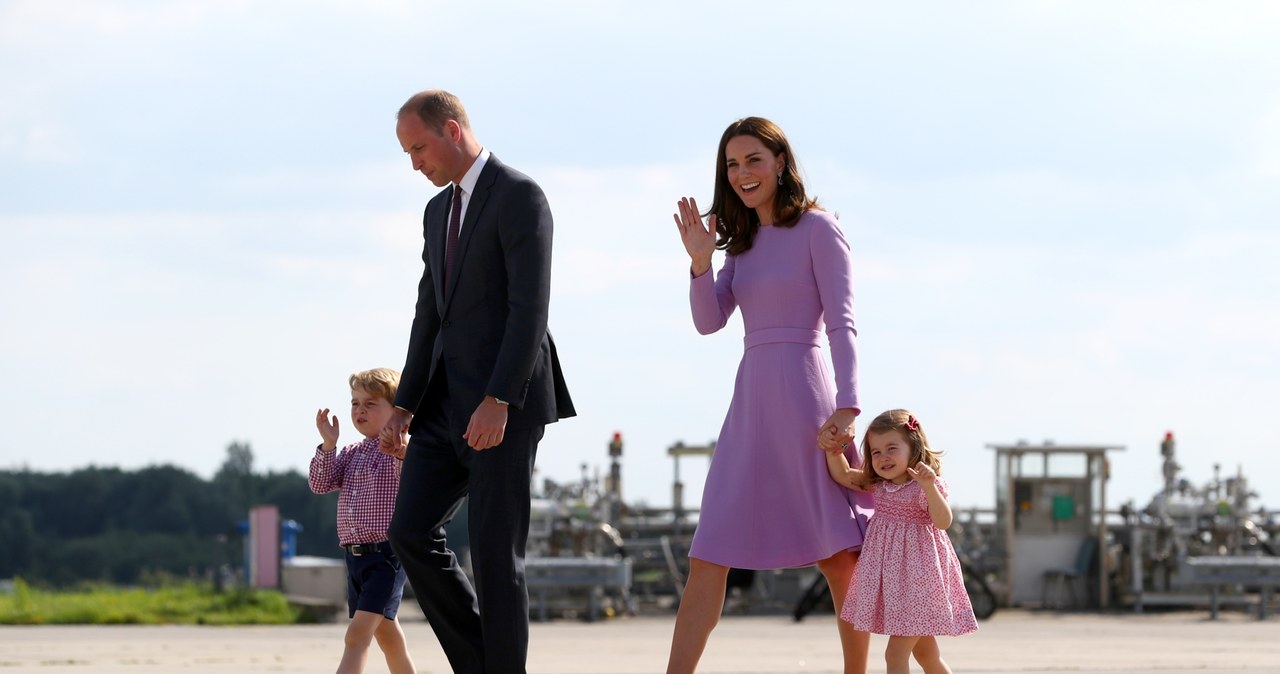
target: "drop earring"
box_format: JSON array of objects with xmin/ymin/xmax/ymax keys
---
[{"xmin": 777, "ymin": 171, "xmax": 783, "ymax": 186}]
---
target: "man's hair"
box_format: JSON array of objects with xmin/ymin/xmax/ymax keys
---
[
  {"xmin": 349, "ymin": 368, "xmax": 400, "ymax": 403},
  {"xmin": 397, "ymin": 89, "xmax": 470, "ymax": 133}
]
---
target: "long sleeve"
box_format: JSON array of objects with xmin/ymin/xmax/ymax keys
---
[
  {"xmin": 308, "ymin": 444, "xmax": 351, "ymax": 494},
  {"xmin": 489, "ymin": 178, "xmax": 554, "ymax": 406},
  {"xmin": 809, "ymin": 214, "xmax": 859, "ymax": 412},
  {"xmin": 395, "ymin": 200, "xmax": 443, "ymax": 414},
  {"xmin": 690, "ymin": 253, "xmax": 738, "ymax": 335}
]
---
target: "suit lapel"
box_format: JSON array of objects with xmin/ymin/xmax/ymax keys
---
[
  {"xmin": 428, "ymin": 190, "xmax": 451, "ymax": 310},
  {"xmin": 442, "ymin": 156, "xmax": 500, "ymax": 309}
]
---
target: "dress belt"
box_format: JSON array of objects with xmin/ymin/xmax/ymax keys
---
[{"xmin": 744, "ymin": 327, "xmax": 822, "ymax": 350}]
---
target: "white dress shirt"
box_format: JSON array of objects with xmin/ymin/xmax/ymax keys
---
[{"xmin": 453, "ymin": 148, "xmax": 491, "ymax": 231}]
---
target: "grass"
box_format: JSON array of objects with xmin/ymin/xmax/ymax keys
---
[{"xmin": 0, "ymin": 578, "xmax": 307, "ymax": 625}]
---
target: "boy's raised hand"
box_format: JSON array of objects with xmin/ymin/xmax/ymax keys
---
[
  {"xmin": 315, "ymin": 408, "xmax": 339, "ymax": 451},
  {"xmin": 906, "ymin": 461, "xmax": 937, "ymax": 485}
]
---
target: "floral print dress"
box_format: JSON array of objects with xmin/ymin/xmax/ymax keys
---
[{"xmin": 841, "ymin": 477, "xmax": 978, "ymax": 636}]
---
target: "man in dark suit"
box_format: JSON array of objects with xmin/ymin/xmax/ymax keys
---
[{"xmin": 381, "ymin": 89, "xmax": 574, "ymax": 674}]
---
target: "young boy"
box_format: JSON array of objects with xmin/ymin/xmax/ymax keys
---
[{"xmin": 309, "ymin": 367, "xmax": 416, "ymax": 674}]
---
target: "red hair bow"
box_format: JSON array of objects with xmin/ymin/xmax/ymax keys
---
[{"xmin": 904, "ymin": 415, "xmax": 920, "ymax": 432}]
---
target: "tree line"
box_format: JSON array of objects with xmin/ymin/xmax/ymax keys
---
[{"xmin": 0, "ymin": 442, "xmax": 339, "ymax": 587}]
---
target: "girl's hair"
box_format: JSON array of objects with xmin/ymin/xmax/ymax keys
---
[
  {"xmin": 706, "ymin": 116, "xmax": 820, "ymax": 256},
  {"xmin": 349, "ymin": 368, "xmax": 401, "ymax": 404},
  {"xmin": 859, "ymin": 408, "xmax": 943, "ymax": 484}
]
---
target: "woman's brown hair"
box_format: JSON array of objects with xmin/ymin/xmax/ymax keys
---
[{"xmin": 705, "ymin": 117, "xmax": 820, "ymax": 256}]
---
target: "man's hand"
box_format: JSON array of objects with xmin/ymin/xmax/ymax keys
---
[
  {"xmin": 379, "ymin": 407, "xmax": 413, "ymax": 460},
  {"xmin": 315, "ymin": 408, "xmax": 339, "ymax": 451},
  {"xmin": 463, "ymin": 396, "xmax": 509, "ymax": 451}
]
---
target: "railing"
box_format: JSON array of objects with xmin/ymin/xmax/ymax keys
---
[
  {"xmin": 1185, "ymin": 556, "xmax": 1280, "ymax": 620},
  {"xmin": 526, "ymin": 556, "xmax": 633, "ymax": 622}
]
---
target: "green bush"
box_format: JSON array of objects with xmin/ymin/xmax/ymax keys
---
[{"xmin": 0, "ymin": 578, "xmax": 305, "ymax": 625}]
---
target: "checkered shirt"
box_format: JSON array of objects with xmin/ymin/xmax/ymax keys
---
[{"xmin": 308, "ymin": 436, "xmax": 402, "ymax": 546}]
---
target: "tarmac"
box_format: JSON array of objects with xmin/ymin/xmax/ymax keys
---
[{"xmin": 0, "ymin": 608, "xmax": 1274, "ymax": 673}]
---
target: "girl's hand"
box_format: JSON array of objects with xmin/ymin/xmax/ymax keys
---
[
  {"xmin": 673, "ymin": 197, "xmax": 716, "ymax": 276},
  {"xmin": 315, "ymin": 408, "xmax": 339, "ymax": 451},
  {"xmin": 910, "ymin": 462, "xmax": 952, "ymax": 529},
  {"xmin": 907, "ymin": 461, "xmax": 937, "ymax": 485}
]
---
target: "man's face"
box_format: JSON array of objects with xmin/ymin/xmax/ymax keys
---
[{"xmin": 397, "ymin": 114, "xmax": 458, "ymax": 187}]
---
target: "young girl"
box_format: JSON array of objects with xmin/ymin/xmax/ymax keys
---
[{"xmin": 825, "ymin": 409, "xmax": 977, "ymax": 674}]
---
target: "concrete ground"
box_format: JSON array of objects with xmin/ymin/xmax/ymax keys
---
[{"xmin": 0, "ymin": 608, "xmax": 1273, "ymax": 673}]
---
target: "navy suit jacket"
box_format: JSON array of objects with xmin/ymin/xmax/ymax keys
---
[{"xmin": 395, "ymin": 154, "xmax": 575, "ymax": 432}]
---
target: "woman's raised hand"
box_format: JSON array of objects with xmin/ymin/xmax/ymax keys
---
[{"xmin": 673, "ymin": 196, "xmax": 716, "ymax": 276}]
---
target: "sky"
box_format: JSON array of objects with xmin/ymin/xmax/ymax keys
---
[{"xmin": 2, "ymin": 1, "xmax": 1278, "ymax": 518}]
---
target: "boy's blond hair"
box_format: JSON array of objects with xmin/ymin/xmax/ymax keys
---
[{"xmin": 349, "ymin": 368, "xmax": 400, "ymax": 403}]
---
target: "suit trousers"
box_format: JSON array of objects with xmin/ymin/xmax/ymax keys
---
[{"xmin": 388, "ymin": 378, "xmax": 542, "ymax": 674}]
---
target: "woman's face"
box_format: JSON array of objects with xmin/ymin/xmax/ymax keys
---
[{"xmin": 724, "ymin": 134, "xmax": 784, "ymax": 223}]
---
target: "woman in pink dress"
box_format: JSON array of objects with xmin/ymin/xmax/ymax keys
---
[
  {"xmin": 669, "ymin": 116, "xmax": 875, "ymax": 674},
  {"xmin": 826, "ymin": 409, "xmax": 978, "ymax": 674}
]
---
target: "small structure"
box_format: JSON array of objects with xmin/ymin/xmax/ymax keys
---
[
  {"xmin": 667, "ymin": 440, "xmax": 715, "ymax": 534},
  {"xmin": 987, "ymin": 441, "xmax": 1122, "ymax": 608},
  {"xmin": 522, "ymin": 434, "xmax": 637, "ymax": 621},
  {"xmin": 1120, "ymin": 432, "xmax": 1278, "ymax": 615},
  {"xmin": 604, "ymin": 432, "xmax": 624, "ymax": 526},
  {"xmin": 1186, "ymin": 556, "xmax": 1280, "ymax": 620},
  {"xmin": 282, "ymin": 555, "xmax": 346, "ymax": 620},
  {"xmin": 526, "ymin": 556, "xmax": 634, "ymax": 622},
  {"xmin": 247, "ymin": 505, "xmax": 281, "ymax": 589}
]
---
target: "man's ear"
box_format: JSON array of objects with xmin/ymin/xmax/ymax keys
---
[{"xmin": 445, "ymin": 119, "xmax": 463, "ymax": 142}]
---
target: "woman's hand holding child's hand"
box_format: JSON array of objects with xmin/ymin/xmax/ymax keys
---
[
  {"xmin": 818, "ymin": 426, "xmax": 843, "ymax": 452},
  {"xmin": 817, "ymin": 409, "xmax": 857, "ymax": 453}
]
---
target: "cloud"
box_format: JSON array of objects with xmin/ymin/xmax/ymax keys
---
[
  {"xmin": 0, "ymin": 1, "xmax": 227, "ymax": 43},
  {"xmin": 2, "ymin": 1, "xmax": 1279, "ymax": 516},
  {"xmin": 1258, "ymin": 99, "xmax": 1280, "ymax": 179},
  {"xmin": 536, "ymin": 160, "xmax": 706, "ymax": 298}
]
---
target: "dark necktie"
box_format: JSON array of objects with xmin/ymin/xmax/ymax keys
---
[{"xmin": 444, "ymin": 185, "xmax": 462, "ymax": 291}]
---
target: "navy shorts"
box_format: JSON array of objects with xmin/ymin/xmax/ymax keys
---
[{"xmin": 343, "ymin": 541, "xmax": 408, "ymax": 620}]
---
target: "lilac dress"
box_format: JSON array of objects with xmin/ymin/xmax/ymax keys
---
[
  {"xmin": 689, "ymin": 210, "xmax": 874, "ymax": 569},
  {"xmin": 840, "ymin": 478, "xmax": 978, "ymax": 636}
]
